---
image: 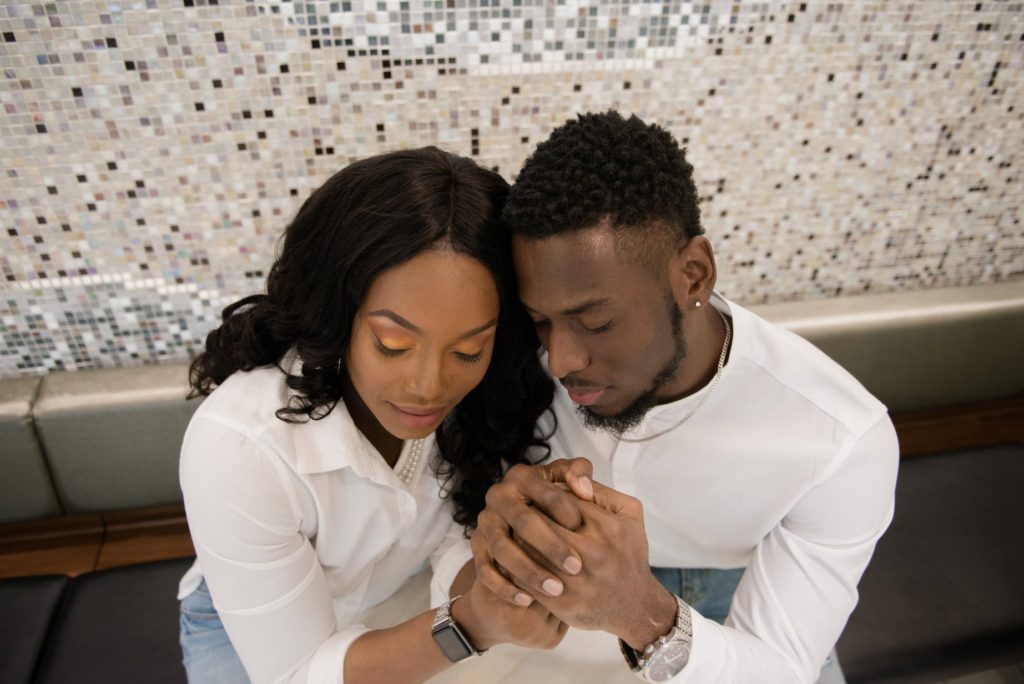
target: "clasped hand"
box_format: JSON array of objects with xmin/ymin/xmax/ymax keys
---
[{"xmin": 470, "ymin": 459, "xmax": 677, "ymax": 650}]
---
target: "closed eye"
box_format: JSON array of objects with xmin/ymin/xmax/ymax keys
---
[
  {"xmin": 454, "ymin": 349, "xmax": 485, "ymax": 364},
  {"xmin": 582, "ymin": 319, "xmax": 615, "ymax": 334},
  {"xmin": 374, "ymin": 337, "xmax": 409, "ymax": 358}
]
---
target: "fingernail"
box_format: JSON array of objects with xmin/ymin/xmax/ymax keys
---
[
  {"xmin": 562, "ymin": 556, "xmax": 582, "ymax": 575},
  {"xmin": 578, "ymin": 476, "xmax": 594, "ymax": 500},
  {"xmin": 542, "ymin": 578, "xmax": 563, "ymax": 597},
  {"xmin": 514, "ymin": 592, "xmax": 533, "ymax": 606}
]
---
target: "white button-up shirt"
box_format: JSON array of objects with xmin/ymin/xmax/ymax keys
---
[
  {"xmin": 539, "ymin": 293, "xmax": 900, "ymax": 683},
  {"xmin": 178, "ymin": 359, "xmax": 471, "ymax": 684}
]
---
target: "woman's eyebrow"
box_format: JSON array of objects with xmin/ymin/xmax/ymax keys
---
[
  {"xmin": 368, "ymin": 310, "xmax": 496, "ymax": 341},
  {"xmin": 456, "ymin": 319, "xmax": 497, "ymax": 341},
  {"xmin": 368, "ymin": 309, "xmax": 422, "ymax": 334}
]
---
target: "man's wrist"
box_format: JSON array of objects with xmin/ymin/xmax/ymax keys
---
[{"xmin": 619, "ymin": 578, "xmax": 678, "ymax": 650}]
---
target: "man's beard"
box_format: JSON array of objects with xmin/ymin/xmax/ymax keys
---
[{"xmin": 577, "ymin": 296, "xmax": 686, "ymax": 434}]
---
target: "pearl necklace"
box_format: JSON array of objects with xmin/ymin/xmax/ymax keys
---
[
  {"xmin": 397, "ymin": 438, "xmax": 425, "ymax": 485},
  {"xmin": 618, "ymin": 307, "xmax": 732, "ymax": 444}
]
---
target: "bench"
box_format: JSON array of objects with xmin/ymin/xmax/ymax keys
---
[{"xmin": 2, "ymin": 280, "xmax": 1022, "ymax": 683}]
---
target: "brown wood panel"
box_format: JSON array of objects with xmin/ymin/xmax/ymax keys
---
[
  {"xmin": 892, "ymin": 395, "xmax": 1024, "ymax": 457},
  {"xmin": 2, "ymin": 397, "xmax": 1022, "ymax": 579},
  {"xmin": 95, "ymin": 505, "xmax": 194, "ymax": 570},
  {"xmin": 0, "ymin": 506, "xmax": 193, "ymax": 578},
  {"xmin": 0, "ymin": 541, "xmax": 102, "ymax": 579}
]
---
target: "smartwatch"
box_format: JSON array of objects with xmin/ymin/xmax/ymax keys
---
[{"xmin": 431, "ymin": 595, "xmax": 482, "ymax": 663}]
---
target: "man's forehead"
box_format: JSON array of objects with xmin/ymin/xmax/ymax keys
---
[{"xmin": 512, "ymin": 229, "xmax": 633, "ymax": 312}]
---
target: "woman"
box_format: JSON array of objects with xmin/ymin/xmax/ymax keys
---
[{"xmin": 178, "ymin": 147, "xmax": 563, "ymax": 683}]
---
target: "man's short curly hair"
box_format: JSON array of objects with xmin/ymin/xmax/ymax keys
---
[{"xmin": 504, "ymin": 111, "xmax": 703, "ymax": 274}]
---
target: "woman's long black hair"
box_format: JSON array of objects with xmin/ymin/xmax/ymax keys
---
[{"xmin": 189, "ymin": 146, "xmax": 554, "ymax": 527}]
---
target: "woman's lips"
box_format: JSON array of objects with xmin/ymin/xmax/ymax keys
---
[
  {"xmin": 390, "ymin": 403, "xmax": 446, "ymax": 429},
  {"xmin": 566, "ymin": 387, "xmax": 605, "ymax": 406}
]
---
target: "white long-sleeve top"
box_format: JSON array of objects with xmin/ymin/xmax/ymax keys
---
[
  {"xmin": 177, "ymin": 359, "xmax": 472, "ymax": 684},
  {"xmin": 540, "ymin": 293, "xmax": 900, "ymax": 683}
]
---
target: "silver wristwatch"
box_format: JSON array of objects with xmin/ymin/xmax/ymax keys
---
[{"xmin": 619, "ymin": 594, "xmax": 693, "ymax": 682}]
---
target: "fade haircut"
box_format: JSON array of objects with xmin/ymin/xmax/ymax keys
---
[{"xmin": 503, "ymin": 111, "xmax": 703, "ymax": 276}]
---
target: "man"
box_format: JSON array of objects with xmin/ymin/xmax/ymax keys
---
[{"xmin": 470, "ymin": 111, "xmax": 899, "ymax": 683}]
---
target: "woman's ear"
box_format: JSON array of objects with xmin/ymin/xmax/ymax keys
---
[{"xmin": 667, "ymin": 236, "xmax": 717, "ymax": 310}]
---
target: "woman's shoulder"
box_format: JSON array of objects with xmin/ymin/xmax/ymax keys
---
[{"xmin": 194, "ymin": 363, "xmax": 290, "ymax": 428}]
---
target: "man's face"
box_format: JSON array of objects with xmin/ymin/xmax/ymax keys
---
[{"xmin": 513, "ymin": 226, "xmax": 687, "ymax": 432}]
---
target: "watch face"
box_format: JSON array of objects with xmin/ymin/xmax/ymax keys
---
[
  {"xmin": 646, "ymin": 641, "xmax": 691, "ymax": 682},
  {"xmin": 433, "ymin": 624, "xmax": 474, "ymax": 662}
]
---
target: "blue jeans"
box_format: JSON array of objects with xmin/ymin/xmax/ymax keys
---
[
  {"xmin": 651, "ymin": 566, "xmax": 846, "ymax": 683},
  {"xmin": 179, "ymin": 579, "xmax": 250, "ymax": 684},
  {"xmin": 651, "ymin": 566, "xmax": 745, "ymax": 625}
]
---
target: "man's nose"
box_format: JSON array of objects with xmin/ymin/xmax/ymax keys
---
[{"xmin": 545, "ymin": 324, "xmax": 589, "ymax": 379}]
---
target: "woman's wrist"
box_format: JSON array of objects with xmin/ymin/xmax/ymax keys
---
[{"xmin": 449, "ymin": 589, "xmax": 498, "ymax": 652}]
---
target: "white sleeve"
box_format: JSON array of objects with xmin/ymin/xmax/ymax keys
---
[
  {"xmin": 428, "ymin": 517, "xmax": 473, "ymax": 607},
  {"xmin": 180, "ymin": 415, "xmax": 368, "ymax": 684},
  {"xmin": 677, "ymin": 414, "xmax": 899, "ymax": 683}
]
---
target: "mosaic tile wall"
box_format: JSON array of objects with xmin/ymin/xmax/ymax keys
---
[{"xmin": 2, "ymin": 1, "xmax": 1023, "ymax": 377}]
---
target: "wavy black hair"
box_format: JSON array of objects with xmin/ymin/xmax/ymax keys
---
[
  {"xmin": 503, "ymin": 111, "xmax": 703, "ymax": 269},
  {"xmin": 189, "ymin": 146, "xmax": 553, "ymax": 527}
]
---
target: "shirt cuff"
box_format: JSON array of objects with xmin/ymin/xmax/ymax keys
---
[
  {"xmin": 305, "ymin": 625, "xmax": 371, "ymax": 684},
  {"xmin": 430, "ymin": 539, "xmax": 473, "ymax": 607}
]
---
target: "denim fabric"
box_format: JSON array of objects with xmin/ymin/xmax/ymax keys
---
[
  {"xmin": 179, "ymin": 579, "xmax": 250, "ymax": 684},
  {"xmin": 650, "ymin": 566, "xmax": 746, "ymax": 625},
  {"xmin": 651, "ymin": 566, "xmax": 846, "ymax": 683}
]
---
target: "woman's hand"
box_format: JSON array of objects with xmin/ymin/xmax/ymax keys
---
[{"xmin": 452, "ymin": 574, "xmax": 569, "ymax": 652}]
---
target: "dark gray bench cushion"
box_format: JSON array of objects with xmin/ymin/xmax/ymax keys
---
[
  {"xmin": 0, "ymin": 376, "xmax": 62, "ymax": 522},
  {"xmin": 34, "ymin": 557, "xmax": 193, "ymax": 684},
  {"xmin": 0, "ymin": 574, "xmax": 68, "ymax": 684},
  {"xmin": 837, "ymin": 444, "xmax": 1024, "ymax": 683}
]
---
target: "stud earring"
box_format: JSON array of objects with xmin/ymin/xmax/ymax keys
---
[{"xmin": 695, "ymin": 301, "xmax": 702, "ymax": 308}]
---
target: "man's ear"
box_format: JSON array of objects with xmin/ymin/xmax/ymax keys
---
[{"xmin": 667, "ymin": 236, "xmax": 717, "ymax": 309}]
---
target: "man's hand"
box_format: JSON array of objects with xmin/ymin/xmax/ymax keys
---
[
  {"xmin": 471, "ymin": 458, "xmax": 596, "ymax": 607},
  {"xmin": 518, "ymin": 481, "xmax": 677, "ymax": 650}
]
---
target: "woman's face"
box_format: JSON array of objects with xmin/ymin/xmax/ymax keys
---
[{"xmin": 345, "ymin": 248, "xmax": 500, "ymax": 441}]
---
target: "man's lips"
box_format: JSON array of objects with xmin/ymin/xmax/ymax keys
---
[{"xmin": 563, "ymin": 385, "xmax": 606, "ymax": 406}]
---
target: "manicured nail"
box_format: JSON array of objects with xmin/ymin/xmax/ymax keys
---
[
  {"xmin": 542, "ymin": 578, "xmax": 563, "ymax": 597},
  {"xmin": 577, "ymin": 476, "xmax": 594, "ymax": 500},
  {"xmin": 514, "ymin": 592, "xmax": 533, "ymax": 606},
  {"xmin": 562, "ymin": 556, "xmax": 582, "ymax": 575}
]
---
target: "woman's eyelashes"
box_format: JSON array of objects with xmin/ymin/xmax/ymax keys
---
[
  {"xmin": 373, "ymin": 336, "xmax": 486, "ymax": 364},
  {"xmin": 373, "ymin": 337, "xmax": 409, "ymax": 358},
  {"xmin": 454, "ymin": 349, "xmax": 485, "ymax": 364}
]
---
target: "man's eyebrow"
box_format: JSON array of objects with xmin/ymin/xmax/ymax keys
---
[
  {"xmin": 368, "ymin": 310, "xmax": 496, "ymax": 340},
  {"xmin": 368, "ymin": 310, "xmax": 422, "ymax": 334},
  {"xmin": 560, "ymin": 298, "xmax": 611, "ymax": 317}
]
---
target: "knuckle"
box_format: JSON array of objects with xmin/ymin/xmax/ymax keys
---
[
  {"xmin": 504, "ymin": 463, "xmax": 532, "ymax": 482},
  {"xmin": 569, "ymin": 456, "xmax": 593, "ymax": 472},
  {"xmin": 509, "ymin": 508, "xmax": 537, "ymax": 534},
  {"xmin": 543, "ymin": 538, "xmax": 570, "ymax": 563},
  {"xmin": 484, "ymin": 483, "xmax": 509, "ymax": 508},
  {"xmin": 476, "ymin": 510, "xmax": 503, "ymax": 538},
  {"xmin": 534, "ymin": 485, "xmax": 566, "ymax": 510}
]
